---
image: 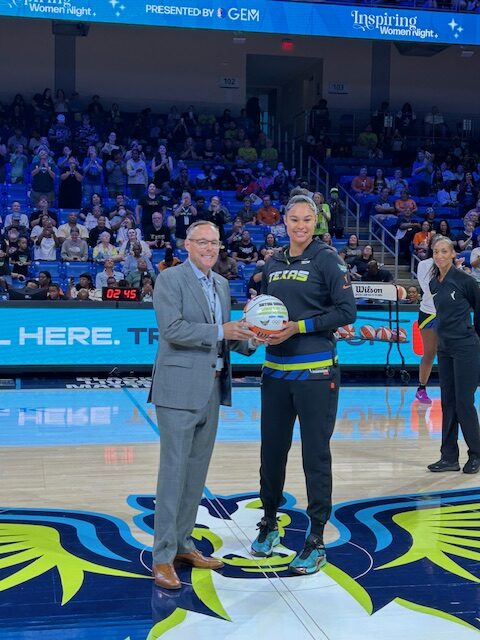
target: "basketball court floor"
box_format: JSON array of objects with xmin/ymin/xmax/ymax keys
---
[{"xmin": 1, "ymin": 383, "xmax": 480, "ymax": 639}]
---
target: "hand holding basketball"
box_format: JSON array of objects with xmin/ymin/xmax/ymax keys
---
[
  {"xmin": 223, "ymin": 320, "xmax": 258, "ymax": 341},
  {"xmin": 264, "ymin": 321, "xmax": 299, "ymax": 345}
]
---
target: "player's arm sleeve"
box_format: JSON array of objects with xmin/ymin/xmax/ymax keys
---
[
  {"xmin": 153, "ymin": 271, "xmax": 218, "ymax": 349},
  {"xmin": 464, "ymin": 275, "xmax": 480, "ymax": 337},
  {"xmin": 416, "ymin": 260, "xmax": 431, "ymax": 294},
  {"xmin": 297, "ymin": 255, "xmax": 357, "ymax": 334}
]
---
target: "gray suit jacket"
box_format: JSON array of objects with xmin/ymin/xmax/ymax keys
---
[{"xmin": 149, "ymin": 260, "xmax": 251, "ymax": 410}]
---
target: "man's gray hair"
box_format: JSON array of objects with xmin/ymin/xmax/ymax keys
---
[
  {"xmin": 285, "ymin": 194, "xmax": 317, "ymax": 217},
  {"xmin": 186, "ymin": 220, "xmax": 219, "ymax": 239}
]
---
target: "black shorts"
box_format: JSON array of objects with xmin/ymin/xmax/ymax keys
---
[{"xmin": 418, "ymin": 309, "xmax": 437, "ymax": 330}]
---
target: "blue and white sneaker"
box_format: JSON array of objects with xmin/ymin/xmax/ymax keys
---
[
  {"xmin": 289, "ymin": 534, "xmax": 326, "ymax": 575},
  {"xmin": 251, "ymin": 518, "xmax": 280, "ymax": 557}
]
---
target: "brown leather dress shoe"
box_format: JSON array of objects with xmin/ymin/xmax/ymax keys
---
[
  {"xmin": 175, "ymin": 549, "xmax": 224, "ymax": 570},
  {"xmin": 152, "ymin": 562, "xmax": 182, "ymax": 589}
]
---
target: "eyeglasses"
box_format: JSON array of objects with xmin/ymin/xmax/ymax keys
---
[{"xmin": 188, "ymin": 239, "xmax": 221, "ymax": 248}]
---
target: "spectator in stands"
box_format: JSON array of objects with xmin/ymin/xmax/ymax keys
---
[
  {"xmin": 372, "ymin": 187, "xmax": 396, "ymax": 224},
  {"xmin": 405, "ymin": 285, "xmax": 421, "ymax": 304},
  {"xmin": 151, "ymin": 143, "xmax": 173, "ymax": 189},
  {"xmin": 312, "ymin": 192, "xmax": 331, "ymax": 239},
  {"xmin": 457, "ymin": 171, "xmax": 479, "ymax": 214},
  {"xmin": 321, "ymin": 232, "xmax": 336, "ymax": 251},
  {"xmin": 351, "ymin": 166, "xmax": 374, "ymax": 197},
  {"xmin": 424, "ymin": 207, "xmax": 437, "ymax": 228},
  {"xmin": 33, "ymin": 224, "xmax": 60, "ymax": 261},
  {"xmin": 222, "ymin": 138, "xmax": 236, "ymax": 163},
  {"xmin": 350, "ymin": 244, "xmax": 374, "ymax": 279},
  {"xmin": 0, "ymin": 236, "xmax": 11, "ymax": 282},
  {"xmin": 255, "ymin": 194, "xmax": 281, "ymax": 226},
  {"xmin": 119, "ymin": 229, "xmax": 151, "ymax": 259},
  {"xmin": 59, "ymin": 157, "xmax": 83, "ymax": 209},
  {"xmin": 196, "ymin": 165, "xmax": 217, "ymax": 189},
  {"xmin": 236, "ymin": 171, "xmax": 260, "ymax": 201},
  {"xmin": 136, "ymin": 183, "xmax": 163, "ymax": 229},
  {"xmin": 126, "ymin": 148, "xmax": 148, "ymax": 199},
  {"xmin": 204, "ymin": 195, "xmax": 228, "ymax": 239},
  {"xmin": 7, "ymin": 127, "xmax": 27, "ymax": 152},
  {"xmin": 373, "ymin": 168, "xmax": 388, "ymax": 195},
  {"xmin": 456, "ymin": 219, "xmax": 475, "ymax": 252},
  {"xmin": 215, "ymin": 164, "xmax": 237, "ymax": 191},
  {"xmin": 224, "ymin": 218, "xmax": 243, "ymax": 251},
  {"xmin": 394, "ymin": 189, "xmax": 418, "ymax": 216},
  {"xmin": 232, "ymin": 230, "xmax": 258, "ymax": 264},
  {"xmin": 67, "ymin": 273, "xmax": 96, "ymax": 300},
  {"xmin": 259, "ymin": 232, "xmax": 278, "ymax": 258},
  {"xmin": 105, "ymin": 150, "xmax": 126, "ymax": 198},
  {"xmin": 4, "ymin": 201, "xmax": 29, "ymax": 229},
  {"xmin": 126, "ymin": 258, "xmax": 156, "ymax": 288},
  {"xmin": 261, "ymin": 139, "xmax": 278, "ymax": 166},
  {"xmin": 95, "ymin": 257, "xmax": 123, "ymax": 288},
  {"xmin": 30, "ymin": 148, "xmax": 56, "ymax": 205},
  {"xmin": 143, "ymin": 211, "xmax": 171, "ymax": 250},
  {"xmin": 413, "ymin": 221, "xmax": 434, "ymax": 261},
  {"xmin": 248, "ymin": 251, "xmax": 275, "ymax": 298},
  {"xmin": 469, "ymin": 237, "xmax": 480, "ymax": 283},
  {"xmin": 361, "ymin": 259, "xmax": 393, "ymax": 283},
  {"xmin": 339, "ymin": 234, "xmax": 361, "ymax": 266},
  {"xmin": 57, "ymin": 213, "xmax": 89, "ymax": 243},
  {"xmin": 48, "ymin": 114, "xmax": 71, "ymax": 154},
  {"xmin": 238, "ymin": 139, "xmax": 258, "ymax": 164},
  {"xmin": 31, "ymin": 214, "xmax": 57, "ymax": 243},
  {"xmin": 464, "ymin": 198, "xmax": 480, "ymax": 226},
  {"xmin": 180, "ymin": 136, "xmax": 199, "ymax": 160},
  {"xmin": 108, "ymin": 194, "xmax": 135, "ymax": 231},
  {"xmin": 410, "ymin": 150, "xmax": 434, "ymax": 196},
  {"xmin": 29, "ymin": 197, "xmax": 58, "ymax": 229},
  {"xmin": 237, "ymin": 196, "xmax": 256, "ymax": 223},
  {"xmin": 92, "ymin": 231, "xmax": 121, "ymax": 263},
  {"xmin": 356, "ymin": 123, "xmax": 377, "ymax": 151},
  {"xmin": 81, "ymin": 146, "xmax": 103, "ymax": 200},
  {"xmin": 47, "ymin": 283, "xmax": 64, "ymax": 300},
  {"xmin": 123, "ymin": 243, "xmax": 153, "ymax": 276},
  {"xmin": 396, "ymin": 103, "xmax": 416, "ymax": 135},
  {"xmin": 115, "ymin": 216, "xmax": 140, "ymax": 245},
  {"xmin": 60, "ymin": 227, "xmax": 88, "ymax": 262},
  {"xmin": 173, "ymin": 191, "xmax": 198, "ymax": 248},
  {"xmin": 9, "ymin": 143, "xmax": 28, "ymax": 183},
  {"xmin": 172, "ymin": 166, "xmax": 195, "ymax": 197},
  {"xmin": 436, "ymin": 219, "xmax": 456, "ymax": 243},
  {"xmin": 435, "ymin": 180, "xmax": 458, "ymax": 207},
  {"xmin": 431, "ymin": 168, "xmax": 444, "ymax": 195},
  {"xmin": 140, "ymin": 275, "xmax": 154, "ymax": 302},
  {"xmin": 327, "ymin": 187, "xmax": 346, "ymax": 239},
  {"xmin": 387, "ymin": 168, "xmax": 408, "ymax": 197},
  {"xmin": 10, "ymin": 236, "xmax": 31, "ymax": 281},
  {"xmin": 75, "ymin": 113, "xmax": 99, "ymax": 156},
  {"xmin": 158, "ymin": 246, "xmax": 182, "ymax": 272},
  {"xmin": 395, "ymin": 207, "xmax": 421, "ymax": 262},
  {"xmin": 424, "ymin": 106, "xmax": 446, "ymax": 138},
  {"xmin": 213, "ymin": 244, "xmax": 238, "ymax": 280}
]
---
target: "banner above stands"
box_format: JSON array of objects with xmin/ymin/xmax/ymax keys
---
[{"xmin": 1, "ymin": 0, "xmax": 479, "ymax": 46}]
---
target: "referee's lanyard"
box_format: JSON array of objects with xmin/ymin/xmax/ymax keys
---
[{"xmin": 200, "ymin": 276, "xmax": 224, "ymax": 371}]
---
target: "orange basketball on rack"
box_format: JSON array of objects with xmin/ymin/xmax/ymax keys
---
[
  {"xmin": 391, "ymin": 327, "xmax": 407, "ymax": 342},
  {"xmin": 337, "ymin": 324, "xmax": 356, "ymax": 339},
  {"xmin": 376, "ymin": 326, "xmax": 392, "ymax": 341},
  {"xmin": 396, "ymin": 286, "xmax": 407, "ymax": 300},
  {"xmin": 360, "ymin": 324, "xmax": 376, "ymax": 340}
]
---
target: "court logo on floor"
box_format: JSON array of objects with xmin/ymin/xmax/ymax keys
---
[{"xmin": 1, "ymin": 487, "xmax": 480, "ymax": 638}]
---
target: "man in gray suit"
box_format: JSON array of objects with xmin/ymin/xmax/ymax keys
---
[{"xmin": 150, "ymin": 220, "xmax": 258, "ymax": 589}]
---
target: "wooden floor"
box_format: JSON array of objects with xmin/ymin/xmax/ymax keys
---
[{"xmin": 1, "ymin": 385, "xmax": 480, "ymax": 639}]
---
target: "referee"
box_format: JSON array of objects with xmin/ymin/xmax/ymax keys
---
[
  {"xmin": 250, "ymin": 193, "xmax": 356, "ymax": 574},
  {"xmin": 428, "ymin": 237, "xmax": 480, "ymax": 474}
]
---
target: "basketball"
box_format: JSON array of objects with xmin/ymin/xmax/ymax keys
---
[
  {"xmin": 360, "ymin": 324, "xmax": 376, "ymax": 340},
  {"xmin": 397, "ymin": 286, "xmax": 407, "ymax": 300},
  {"xmin": 243, "ymin": 294, "xmax": 289, "ymax": 336},
  {"xmin": 391, "ymin": 327, "xmax": 407, "ymax": 342},
  {"xmin": 333, "ymin": 331, "xmax": 341, "ymax": 340},
  {"xmin": 376, "ymin": 326, "xmax": 392, "ymax": 341},
  {"xmin": 337, "ymin": 324, "xmax": 356, "ymax": 339}
]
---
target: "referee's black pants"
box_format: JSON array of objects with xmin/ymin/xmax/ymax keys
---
[
  {"xmin": 259, "ymin": 369, "xmax": 340, "ymax": 536},
  {"xmin": 438, "ymin": 339, "xmax": 480, "ymax": 462}
]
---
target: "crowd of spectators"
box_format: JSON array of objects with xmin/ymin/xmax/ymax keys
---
[{"xmin": 0, "ymin": 90, "xmax": 353, "ymax": 302}]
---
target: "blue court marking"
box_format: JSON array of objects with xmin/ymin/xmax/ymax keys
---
[
  {"xmin": 122, "ymin": 387, "xmax": 159, "ymax": 435},
  {"xmin": 0, "ymin": 385, "xmax": 460, "ymax": 447}
]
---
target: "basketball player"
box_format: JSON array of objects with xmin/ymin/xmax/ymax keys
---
[{"xmin": 251, "ymin": 193, "xmax": 356, "ymax": 574}]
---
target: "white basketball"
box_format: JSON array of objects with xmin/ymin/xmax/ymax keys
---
[{"xmin": 243, "ymin": 294, "xmax": 289, "ymax": 336}]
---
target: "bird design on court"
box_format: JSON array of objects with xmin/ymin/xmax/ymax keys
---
[{"xmin": 1, "ymin": 487, "xmax": 480, "ymax": 638}]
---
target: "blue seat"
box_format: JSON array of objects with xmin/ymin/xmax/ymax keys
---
[
  {"xmin": 151, "ymin": 249, "xmax": 166, "ymax": 264},
  {"xmin": 31, "ymin": 260, "xmax": 64, "ymax": 281},
  {"xmin": 229, "ymin": 279, "xmax": 247, "ymax": 302},
  {"xmin": 64, "ymin": 262, "xmax": 93, "ymax": 278}
]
